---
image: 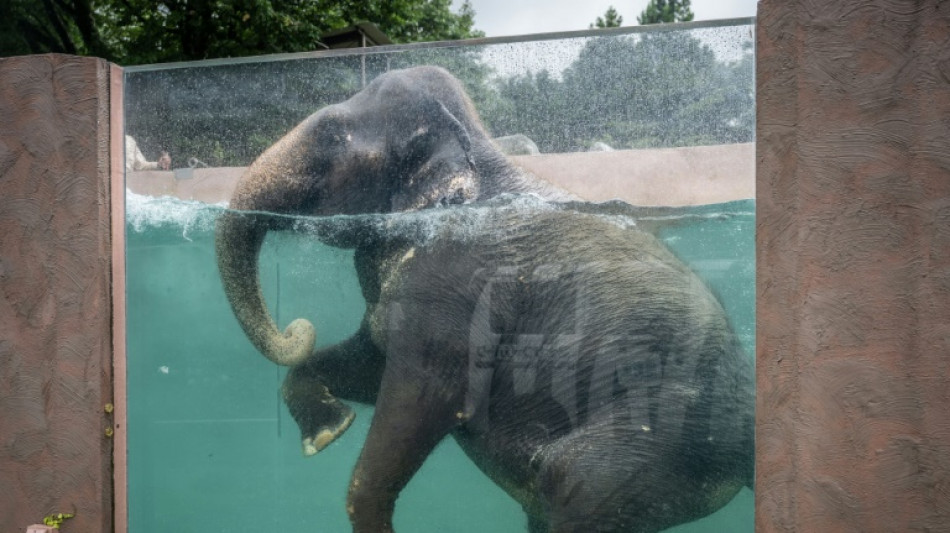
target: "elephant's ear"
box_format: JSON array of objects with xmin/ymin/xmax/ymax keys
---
[
  {"xmin": 390, "ymin": 96, "xmax": 482, "ymax": 211},
  {"xmin": 429, "ymin": 98, "xmax": 476, "ymax": 174}
]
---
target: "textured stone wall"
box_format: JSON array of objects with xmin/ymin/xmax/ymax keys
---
[
  {"xmin": 0, "ymin": 55, "xmax": 115, "ymax": 533},
  {"xmin": 756, "ymin": 1, "xmax": 950, "ymax": 531}
]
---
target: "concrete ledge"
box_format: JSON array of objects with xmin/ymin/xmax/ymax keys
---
[
  {"xmin": 127, "ymin": 143, "xmax": 754, "ymax": 206},
  {"xmin": 127, "ymin": 166, "xmax": 245, "ymax": 204},
  {"xmin": 511, "ymin": 143, "xmax": 754, "ymax": 206}
]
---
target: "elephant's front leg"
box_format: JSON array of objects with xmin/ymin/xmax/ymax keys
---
[
  {"xmin": 346, "ymin": 362, "xmax": 462, "ymax": 532},
  {"xmin": 282, "ymin": 370, "xmax": 355, "ymax": 456},
  {"xmin": 282, "ymin": 319, "xmax": 385, "ymax": 455}
]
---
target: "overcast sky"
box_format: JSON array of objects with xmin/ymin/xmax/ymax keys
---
[{"xmin": 457, "ymin": 0, "xmax": 757, "ymax": 38}]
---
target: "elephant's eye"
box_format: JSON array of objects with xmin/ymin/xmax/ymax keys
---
[
  {"xmin": 331, "ymin": 133, "xmax": 351, "ymax": 144},
  {"xmin": 315, "ymin": 115, "xmax": 351, "ymax": 150}
]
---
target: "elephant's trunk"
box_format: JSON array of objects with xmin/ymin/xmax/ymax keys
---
[
  {"xmin": 214, "ymin": 122, "xmax": 325, "ymax": 367},
  {"xmin": 215, "ymin": 209, "xmax": 315, "ymax": 366}
]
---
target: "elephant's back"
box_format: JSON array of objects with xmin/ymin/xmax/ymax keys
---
[
  {"xmin": 378, "ymin": 205, "xmax": 753, "ymax": 515},
  {"xmin": 414, "ymin": 207, "xmax": 752, "ymax": 444}
]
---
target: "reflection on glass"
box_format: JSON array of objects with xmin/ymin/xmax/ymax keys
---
[{"xmin": 125, "ymin": 20, "xmax": 754, "ymax": 533}]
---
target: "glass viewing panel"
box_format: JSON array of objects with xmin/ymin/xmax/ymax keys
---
[{"xmin": 124, "ymin": 19, "xmax": 755, "ymax": 533}]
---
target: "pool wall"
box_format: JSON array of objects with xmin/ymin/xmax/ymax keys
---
[
  {"xmin": 756, "ymin": 0, "xmax": 950, "ymax": 530},
  {"xmin": 0, "ymin": 55, "xmax": 123, "ymax": 533}
]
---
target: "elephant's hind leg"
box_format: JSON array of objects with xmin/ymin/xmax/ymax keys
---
[
  {"xmin": 534, "ymin": 428, "xmax": 671, "ymax": 533},
  {"xmin": 527, "ymin": 513, "xmax": 550, "ymax": 533},
  {"xmin": 346, "ymin": 363, "xmax": 463, "ymax": 533}
]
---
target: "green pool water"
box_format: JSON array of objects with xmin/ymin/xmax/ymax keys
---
[{"xmin": 125, "ymin": 194, "xmax": 754, "ymax": 532}]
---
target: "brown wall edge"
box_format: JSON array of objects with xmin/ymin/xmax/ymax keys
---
[{"xmin": 110, "ymin": 63, "xmax": 129, "ymax": 533}]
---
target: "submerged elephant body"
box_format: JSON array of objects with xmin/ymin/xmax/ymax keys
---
[
  {"xmin": 215, "ymin": 66, "xmax": 753, "ymax": 532},
  {"xmin": 286, "ymin": 203, "xmax": 753, "ymax": 532}
]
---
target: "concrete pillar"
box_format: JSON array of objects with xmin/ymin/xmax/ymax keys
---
[
  {"xmin": 756, "ymin": 1, "xmax": 950, "ymax": 531},
  {"xmin": 0, "ymin": 54, "xmax": 122, "ymax": 533}
]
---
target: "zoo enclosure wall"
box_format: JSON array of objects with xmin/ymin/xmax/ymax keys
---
[{"xmin": 0, "ymin": 54, "xmax": 124, "ymax": 533}]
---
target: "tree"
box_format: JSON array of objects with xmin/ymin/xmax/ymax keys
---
[
  {"xmin": 121, "ymin": 4, "xmax": 493, "ymax": 167},
  {"xmin": 0, "ymin": 0, "xmax": 110, "ymax": 58},
  {"xmin": 591, "ymin": 6, "xmax": 623, "ymax": 29},
  {"xmin": 486, "ymin": 30, "xmax": 753, "ymax": 153},
  {"xmin": 0, "ymin": 0, "xmax": 484, "ymax": 65},
  {"xmin": 637, "ymin": 0, "xmax": 694, "ymax": 24}
]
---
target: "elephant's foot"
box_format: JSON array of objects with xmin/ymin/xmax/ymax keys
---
[
  {"xmin": 302, "ymin": 405, "xmax": 355, "ymax": 456},
  {"xmin": 282, "ymin": 372, "xmax": 356, "ymax": 456}
]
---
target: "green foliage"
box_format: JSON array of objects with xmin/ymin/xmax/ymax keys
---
[
  {"xmin": 591, "ymin": 6, "xmax": 624, "ymax": 29},
  {"xmin": 373, "ymin": 0, "xmax": 484, "ymax": 43},
  {"xmin": 637, "ymin": 0, "xmax": 694, "ymax": 25},
  {"xmin": 119, "ymin": 9, "xmax": 752, "ymax": 166},
  {"xmin": 99, "ymin": 0, "xmax": 327, "ymax": 64},
  {"xmin": 0, "ymin": 0, "xmax": 484, "ymax": 65},
  {"xmin": 124, "ymin": 28, "xmax": 753, "ymax": 166},
  {"xmin": 125, "ymin": 56, "xmax": 364, "ymax": 166},
  {"xmin": 43, "ymin": 512, "xmax": 75, "ymax": 529},
  {"xmin": 490, "ymin": 70, "xmax": 572, "ymax": 151},
  {"xmin": 485, "ymin": 31, "xmax": 753, "ymax": 152},
  {"xmin": 0, "ymin": 0, "xmax": 109, "ymax": 57},
  {"xmin": 124, "ymin": 42, "xmax": 505, "ymax": 167}
]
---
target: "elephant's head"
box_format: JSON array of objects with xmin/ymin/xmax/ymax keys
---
[{"xmin": 216, "ymin": 66, "xmax": 489, "ymax": 366}]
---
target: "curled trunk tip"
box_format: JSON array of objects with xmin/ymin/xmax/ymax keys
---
[
  {"xmin": 275, "ymin": 319, "xmax": 317, "ymax": 366},
  {"xmin": 216, "ymin": 211, "xmax": 316, "ymax": 367}
]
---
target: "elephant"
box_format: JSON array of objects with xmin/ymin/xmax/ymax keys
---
[
  {"xmin": 215, "ymin": 66, "xmax": 754, "ymax": 532},
  {"xmin": 216, "ymin": 65, "xmax": 576, "ymax": 448}
]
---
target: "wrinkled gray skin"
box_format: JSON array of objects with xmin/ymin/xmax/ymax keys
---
[
  {"xmin": 215, "ymin": 66, "xmax": 753, "ymax": 533},
  {"xmin": 216, "ymin": 66, "xmax": 573, "ymax": 369}
]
